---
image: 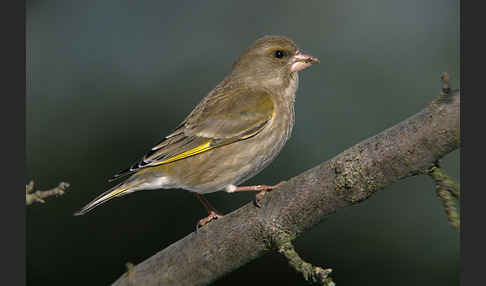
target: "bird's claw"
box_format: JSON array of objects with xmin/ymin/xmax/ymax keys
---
[
  {"xmin": 253, "ymin": 181, "xmax": 286, "ymax": 208},
  {"xmin": 196, "ymin": 211, "xmax": 223, "ymax": 230},
  {"xmin": 253, "ymin": 190, "xmax": 267, "ymax": 208}
]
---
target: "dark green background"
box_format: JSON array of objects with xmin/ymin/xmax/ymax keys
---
[{"xmin": 26, "ymin": 0, "xmax": 460, "ymax": 285}]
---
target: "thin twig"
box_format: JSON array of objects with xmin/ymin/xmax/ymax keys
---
[
  {"xmin": 436, "ymin": 72, "xmax": 454, "ymax": 104},
  {"xmin": 440, "ymin": 72, "xmax": 451, "ymax": 97},
  {"xmin": 428, "ymin": 165, "xmax": 460, "ymax": 229},
  {"xmin": 25, "ymin": 180, "xmax": 70, "ymax": 205},
  {"xmin": 276, "ymin": 237, "xmax": 334, "ymax": 286}
]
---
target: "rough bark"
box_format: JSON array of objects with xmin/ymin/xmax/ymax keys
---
[{"xmin": 113, "ymin": 89, "xmax": 460, "ymax": 286}]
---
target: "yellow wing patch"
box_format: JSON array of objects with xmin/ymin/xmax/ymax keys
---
[
  {"xmin": 157, "ymin": 140, "xmax": 213, "ymax": 165},
  {"xmin": 96, "ymin": 186, "xmax": 131, "ymax": 203}
]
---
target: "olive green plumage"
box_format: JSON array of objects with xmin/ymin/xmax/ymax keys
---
[{"xmin": 75, "ymin": 35, "xmax": 318, "ymax": 216}]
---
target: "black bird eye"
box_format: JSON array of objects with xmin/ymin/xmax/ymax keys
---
[{"xmin": 274, "ymin": 50, "xmax": 285, "ymax": 58}]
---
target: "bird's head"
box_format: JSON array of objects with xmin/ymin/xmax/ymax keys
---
[{"xmin": 231, "ymin": 35, "xmax": 319, "ymax": 89}]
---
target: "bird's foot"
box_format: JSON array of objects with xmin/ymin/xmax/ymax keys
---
[
  {"xmin": 233, "ymin": 181, "xmax": 286, "ymax": 207},
  {"xmin": 196, "ymin": 210, "xmax": 224, "ymax": 230}
]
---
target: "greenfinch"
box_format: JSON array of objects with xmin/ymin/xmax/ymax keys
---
[{"xmin": 75, "ymin": 35, "xmax": 319, "ymax": 227}]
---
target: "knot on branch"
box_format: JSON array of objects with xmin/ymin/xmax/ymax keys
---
[
  {"xmin": 329, "ymin": 149, "xmax": 378, "ymax": 204},
  {"xmin": 123, "ymin": 262, "xmax": 135, "ymax": 286},
  {"xmin": 432, "ymin": 72, "xmax": 455, "ymax": 105},
  {"xmin": 440, "ymin": 72, "xmax": 451, "ymax": 97}
]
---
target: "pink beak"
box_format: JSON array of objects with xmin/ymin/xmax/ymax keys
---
[{"xmin": 290, "ymin": 50, "xmax": 319, "ymax": 72}]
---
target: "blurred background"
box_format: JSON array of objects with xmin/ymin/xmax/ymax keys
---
[{"xmin": 26, "ymin": 0, "xmax": 459, "ymax": 285}]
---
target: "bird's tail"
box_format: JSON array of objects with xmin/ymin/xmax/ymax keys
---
[{"xmin": 73, "ymin": 182, "xmax": 141, "ymax": 216}]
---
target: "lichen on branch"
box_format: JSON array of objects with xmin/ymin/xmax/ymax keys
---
[
  {"xmin": 427, "ymin": 165, "xmax": 460, "ymax": 229},
  {"xmin": 276, "ymin": 237, "xmax": 334, "ymax": 286}
]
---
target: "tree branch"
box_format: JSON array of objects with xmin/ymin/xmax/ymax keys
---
[{"xmin": 112, "ymin": 83, "xmax": 460, "ymax": 286}]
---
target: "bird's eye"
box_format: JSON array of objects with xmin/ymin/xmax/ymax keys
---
[{"xmin": 274, "ymin": 50, "xmax": 285, "ymax": 59}]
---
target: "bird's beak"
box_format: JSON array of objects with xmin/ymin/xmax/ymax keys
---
[{"xmin": 290, "ymin": 50, "xmax": 319, "ymax": 72}]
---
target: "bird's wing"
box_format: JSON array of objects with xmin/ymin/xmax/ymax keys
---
[{"xmin": 110, "ymin": 88, "xmax": 274, "ymax": 180}]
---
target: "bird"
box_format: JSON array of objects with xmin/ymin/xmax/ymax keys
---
[{"xmin": 74, "ymin": 35, "xmax": 319, "ymax": 227}]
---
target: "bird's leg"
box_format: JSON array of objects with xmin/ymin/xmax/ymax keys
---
[
  {"xmin": 230, "ymin": 181, "xmax": 286, "ymax": 201},
  {"xmin": 195, "ymin": 193, "xmax": 223, "ymax": 228}
]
